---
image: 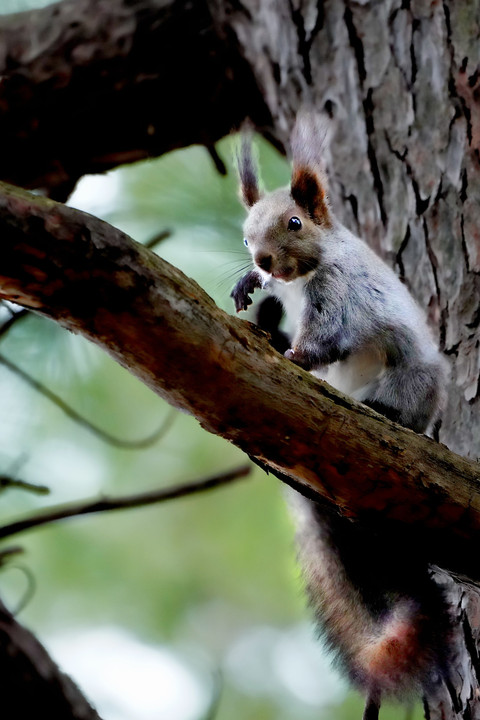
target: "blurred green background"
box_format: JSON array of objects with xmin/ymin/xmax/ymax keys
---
[{"xmin": 0, "ymin": 2, "xmax": 423, "ymax": 719}]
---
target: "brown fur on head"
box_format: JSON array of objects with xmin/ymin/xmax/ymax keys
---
[
  {"xmin": 243, "ymin": 188, "xmax": 322, "ymax": 282},
  {"xmin": 240, "ymin": 113, "xmax": 332, "ymax": 283}
]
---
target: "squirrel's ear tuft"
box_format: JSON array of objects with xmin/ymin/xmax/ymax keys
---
[
  {"xmin": 290, "ymin": 113, "xmax": 331, "ymax": 226},
  {"xmin": 237, "ymin": 133, "xmax": 262, "ymax": 208}
]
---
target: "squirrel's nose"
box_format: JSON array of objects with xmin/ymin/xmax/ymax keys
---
[{"xmin": 256, "ymin": 254, "xmax": 273, "ymax": 272}]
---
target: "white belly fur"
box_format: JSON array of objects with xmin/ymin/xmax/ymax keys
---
[
  {"xmin": 268, "ymin": 277, "xmax": 305, "ymax": 336},
  {"xmin": 313, "ymin": 349, "xmax": 385, "ymax": 401}
]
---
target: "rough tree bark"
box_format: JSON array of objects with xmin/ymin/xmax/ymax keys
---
[{"xmin": 0, "ymin": 0, "xmax": 480, "ymax": 718}]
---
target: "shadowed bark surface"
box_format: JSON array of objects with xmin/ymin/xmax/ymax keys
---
[
  {"xmin": 0, "ymin": 0, "xmax": 271, "ymax": 199},
  {"xmin": 0, "ymin": 598, "xmax": 102, "ymax": 719}
]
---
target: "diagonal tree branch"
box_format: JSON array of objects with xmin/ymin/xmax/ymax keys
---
[
  {"xmin": 0, "ymin": 352, "xmax": 176, "ymax": 449},
  {"xmin": 0, "ymin": 181, "xmax": 478, "ymax": 581}
]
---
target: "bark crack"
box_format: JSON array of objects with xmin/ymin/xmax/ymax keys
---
[
  {"xmin": 410, "ymin": 173, "xmax": 431, "ymax": 215},
  {"xmin": 410, "ymin": 16, "xmax": 419, "ymax": 88},
  {"xmin": 395, "ymin": 224, "xmax": 410, "ymax": 283},
  {"xmin": 344, "ymin": 3, "xmax": 366, "ymax": 87},
  {"xmin": 422, "ymin": 218, "xmax": 440, "ymax": 297},
  {"xmin": 288, "ymin": 0, "xmax": 325, "ymax": 86},
  {"xmin": 460, "ymin": 213, "xmax": 471, "ymax": 273},
  {"xmin": 384, "ymin": 129, "xmax": 408, "ymax": 162},
  {"xmin": 388, "ymin": 5, "xmax": 415, "ymax": 94},
  {"xmin": 338, "ymin": 178, "xmax": 360, "ymax": 234},
  {"xmin": 423, "ymin": 216, "xmax": 447, "ymax": 349},
  {"xmin": 384, "ymin": 129, "xmax": 430, "ymax": 216},
  {"xmin": 343, "ymin": 5, "xmax": 388, "ymax": 226},
  {"xmin": 443, "ymin": 2, "xmax": 473, "ymax": 152},
  {"xmin": 465, "ymin": 305, "xmax": 480, "ymax": 331},
  {"xmin": 363, "ymin": 89, "xmax": 388, "ymax": 226}
]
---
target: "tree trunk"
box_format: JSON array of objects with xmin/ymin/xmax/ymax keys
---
[
  {"xmin": 212, "ymin": 0, "xmax": 480, "ymax": 462},
  {"xmin": 1, "ymin": 0, "xmax": 480, "ymax": 717},
  {"xmin": 213, "ymin": 2, "xmax": 480, "ymax": 716}
]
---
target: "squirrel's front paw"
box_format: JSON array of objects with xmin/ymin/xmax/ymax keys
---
[
  {"xmin": 231, "ymin": 284, "xmax": 253, "ymax": 313},
  {"xmin": 284, "ymin": 348, "xmax": 314, "ymax": 371},
  {"xmin": 231, "ymin": 271, "xmax": 261, "ymax": 313}
]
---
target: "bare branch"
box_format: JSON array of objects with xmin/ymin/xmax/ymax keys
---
[
  {"xmin": 0, "ymin": 454, "xmax": 49, "ymax": 496},
  {"xmin": 0, "ymin": 306, "xmax": 29, "ymax": 338},
  {"xmin": 0, "ymin": 182, "xmax": 478, "ymax": 581},
  {"xmin": 0, "ymin": 465, "xmax": 252, "ymax": 540},
  {"xmin": 0, "ymin": 546, "xmax": 24, "ymax": 565},
  {"xmin": 0, "ymin": 474, "xmax": 49, "ymax": 496},
  {"xmin": 144, "ymin": 229, "xmax": 173, "ymax": 250},
  {"xmin": 4, "ymin": 564, "xmax": 37, "ymax": 616},
  {"xmin": 0, "ymin": 352, "xmax": 176, "ymax": 449},
  {"xmin": 206, "ymin": 145, "xmax": 228, "ymax": 176}
]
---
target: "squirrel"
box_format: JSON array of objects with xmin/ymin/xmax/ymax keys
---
[{"xmin": 231, "ymin": 113, "xmax": 452, "ymax": 719}]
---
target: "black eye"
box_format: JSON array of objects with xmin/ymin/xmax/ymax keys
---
[
  {"xmin": 288, "ymin": 216, "xmax": 302, "ymax": 231},
  {"xmin": 244, "ymin": 237, "xmax": 249, "ymax": 247}
]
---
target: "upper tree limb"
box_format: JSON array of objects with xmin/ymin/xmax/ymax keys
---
[{"xmin": 0, "ymin": 0, "xmax": 271, "ymax": 198}]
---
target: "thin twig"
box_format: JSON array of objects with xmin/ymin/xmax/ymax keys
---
[
  {"xmin": 144, "ymin": 229, "xmax": 172, "ymax": 249},
  {"xmin": 0, "ymin": 454, "xmax": 49, "ymax": 495},
  {"xmin": 0, "ymin": 547, "xmax": 36, "ymax": 613},
  {"xmin": 0, "ymin": 475, "xmax": 49, "ymax": 496},
  {"xmin": 0, "ymin": 352, "xmax": 176, "ymax": 449},
  {"xmin": 0, "ymin": 308, "xmax": 29, "ymax": 338},
  {"xmin": 0, "ymin": 546, "xmax": 24, "ymax": 564},
  {"xmin": 6, "ymin": 565, "xmax": 37, "ymax": 616},
  {"xmin": 206, "ymin": 144, "xmax": 227, "ymax": 176},
  {"xmin": 202, "ymin": 668, "xmax": 223, "ymax": 720},
  {"xmin": 0, "ymin": 465, "xmax": 252, "ymax": 540}
]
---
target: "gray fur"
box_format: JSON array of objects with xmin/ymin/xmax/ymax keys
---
[
  {"xmin": 290, "ymin": 111, "xmax": 330, "ymax": 181},
  {"xmin": 235, "ymin": 115, "xmax": 448, "ymax": 433},
  {"xmin": 286, "ymin": 218, "xmax": 447, "ymax": 432}
]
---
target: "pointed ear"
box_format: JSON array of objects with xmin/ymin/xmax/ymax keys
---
[
  {"xmin": 290, "ymin": 113, "xmax": 331, "ymax": 226},
  {"xmin": 237, "ymin": 133, "xmax": 262, "ymax": 208}
]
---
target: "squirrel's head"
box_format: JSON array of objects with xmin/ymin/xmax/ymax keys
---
[{"xmin": 237, "ymin": 113, "xmax": 332, "ymax": 283}]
